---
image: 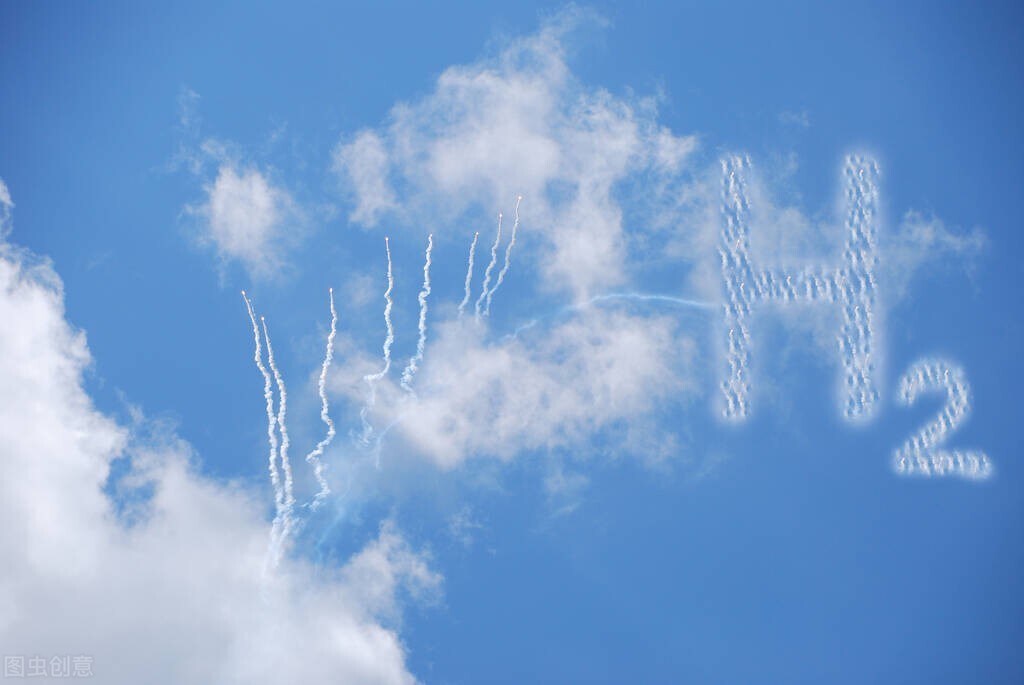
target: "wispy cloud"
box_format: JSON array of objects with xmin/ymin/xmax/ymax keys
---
[
  {"xmin": 883, "ymin": 209, "xmax": 987, "ymax": 300},
  {"xmin": 778, "ymin": 109, "xmax": 811, "ymax": 128},
  {"xmin": 0, "ymin": 178, "xmax": 13, "ymax": 238}
]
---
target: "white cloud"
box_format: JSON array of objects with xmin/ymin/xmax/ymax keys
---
[
  {"xmin": 193, "ymin": 164, "xmax": 299, "ymax": 278},
  {"xmin": 883, "ymin": 209, "xmax": 987, "ymax": 301},
  {"xmin": 332, "ymin": 8, "xmax": 698, "ymax": 299},
  {"xmin": 446, "ymin": 507, "xmax": 484, "ymax": 548},
  {"xmin": 0, "ymin": 178, "xmax": 13, "ymax": 238},
  {"xmin": 349, "ymin": 308, "xmax": 699, "ymax": 470},
  {"xmin": 173, "ymin": 91, "xmax": 305, "ymax": 280},
  {"xmin": 543, "ymin": 463, "xmax": 589, "ymax": 517},
  {"xmin": 0, "ymin": 229, "xmax": 436, "ymax": 682},
  {"xmin": 333, "ymin": 131, "xmax": 397, "ymax": 226}
]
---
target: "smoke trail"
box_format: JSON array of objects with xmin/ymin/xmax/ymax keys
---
[
  {"xmin": 458, "ymin": 231, "xmax": 480, "ymax": 318},
  {"xmin": 475, "ymin": 213, "xmax": 503, "ymax": 320},
  {"xmin": 585, "ymin": 292, "xmax": 715, "ymax": 310},
  {"xmin": 893, "ymin": 358, "xmax": 993, "ymax": 480},
  {"xmin": 401, "ymin": 234, "xmax": 433, "ymax": 395},
  {"xmin": 484, "ymin": 195, "xmax": 521, "ymax": 316},
  {"xmin": 262, "ymin": 316, "xmax": 295, "ymax": 542},
  {"xmin": 359, "ymin": 237, "xmax": 395, "ymax": 443},
  {"xmin": 503, "ymin": 291, "xmax": 715, "ymax": 341},
  {"xmin": 304, "ymin": 288, "xmax": 337, "ymax": 509},
  {"xmin": 241, "ymin": 291, "xmax": 284, "ymax": 543}
]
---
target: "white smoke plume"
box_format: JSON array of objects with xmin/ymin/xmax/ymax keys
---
[
  {"xmin": 484, "ymin": 196, "xmax": 522, "ymax": 316},
  {"xmin": 261, "ymin": 316, "xmax": 296, "ymax": 557},
  {"xmin": 401, "ymin": 234, "xmax": 434, "ymax": 395},
  {"xmin": 360, "ymin": 237, "xmax": 395, "ymax": 443},
  {"xmin": 458, "ymin": 231, "xmax": 480, "ymax": 318},
  {"xmin": 241, "ymin": 291, "xmax": 285, "ymax": 548},
  {"xmin": 475, "ymin": 213, "xmax": 502, "ymax": 320},
  {"xmin": 304, "ymin": 288, "xmax": 337, "ymax": 508}
]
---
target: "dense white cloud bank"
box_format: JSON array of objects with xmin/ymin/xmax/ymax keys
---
[{"xmin": 0, "ymin": 196, "xmax": 437, "ymax": 683}]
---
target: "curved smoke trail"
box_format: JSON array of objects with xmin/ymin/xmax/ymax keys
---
[
  {"xmin": 359, "ymin": 237, "xmax": 394, "ymax": 443},
  {"xmin": 458, "ymin": 231, "xmax": 480, "ymax": 318},
  {"xmin": 304, "ymin": 288, "xmax": 337, "ymax": 508},
  {"xmin": 261, "ymin": 316, "xmax": 295, "ymax": 544},
  {"xmin": 241, "ymin": 292, "xmax": 284, "ymax": 546},
  {"xmin": 401, "ymin": 234, "xmax": 433, "ymax": 395},
  {"xmin": 484, "ymin": 195, "xmax": 521, "ymax": 316},
  {"xmin": 475, "ymin": 213, "xmax": 502, "ymax": 320}
]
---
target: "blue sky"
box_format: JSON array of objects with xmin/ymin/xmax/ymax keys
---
[{"xmin": 1, "ymin": 2, "xmax": 1022, "ymax": 683}]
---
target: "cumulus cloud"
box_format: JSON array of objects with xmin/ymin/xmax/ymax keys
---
[
  {"xmin": 174, "ymin": 90, "xmax": 305, "ymax": 280},
  {"xmin": 332, "ymin": 8, "xmax": 698, "ymax": 298},
  {"xmin": 194, "ymin": 164, "xmax": 299, "ymax": 277},
  {"xmin": 341, "ymin": 308, "xmax": 699, "ymax": 470},
  {"xmin": 0, "ymin": 224, "xmax": 436, "ymax": 682}
]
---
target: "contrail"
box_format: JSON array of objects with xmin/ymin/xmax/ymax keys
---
[
  {"xmin": 241, "ymin": 291, "xmax": 284, "ymax": 542},
  {"xmin": 893, "ymin": 358, "xmax": 993, "ymax": 480},
  {"xmin": 457, "ymin": 231, "xmax": 480, "ymax": 318},
  {"xmin": 359, "ymin": 237, "xmax": 394, "ymax": 443},
  {"xmin": 304, "ymin": 288, "xmax": 337, "ymax": 508},
  {"xmin": 503, "ymin": 291, "xmax": 715, "ymax": 341},
  {"xmin": 475, "ymin": 213, "xmax": 503, "ymax": 320},
  {"xmin": 401, "ymin": 234, "xmax": 433, "ymax": 395},
  {"xmin": 585, "ymin": 292, "xmax": 715, "ymax": 310},
  {"xmin": 484, "ymin": 195, "xmax": 521, "ymax": 316},
  {"xmin": 261, "ymin": 316, "xmax": 295, "ymax": 542}
]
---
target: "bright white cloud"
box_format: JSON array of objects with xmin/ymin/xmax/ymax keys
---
[
  {"xmin": 195, "ymin": 164, "xmax": 298, "ymax": 278},
  {"xmin": 173, "ymin": 90, "xmax": 305, "ymax": 280},
  {"xmin": 0, "ymin": 226, "xmax": 437, "ymax": 682},
  {"xmin": 333, "ymin": 8, "xmax": 698, "ymax": 298},
  {"xmin": 344, "ymin": 308, "xmax": 699, "ymax": 470}
]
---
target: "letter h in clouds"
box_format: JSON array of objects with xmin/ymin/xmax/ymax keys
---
[{"xmin": 718, "ymin": 155, "xmax": 880, "ymax": 422}]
